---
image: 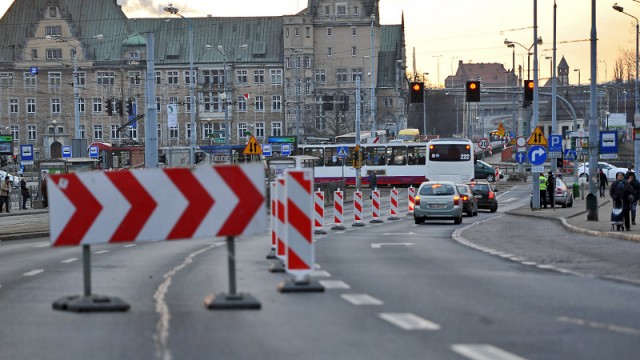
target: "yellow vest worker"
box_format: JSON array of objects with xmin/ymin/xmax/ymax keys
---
[
  {"xmin": 539, "ymin": 175, "xmax": 547, "ymax": 190},
  {"xmin": 539, "ymin": 174, "xmax": 548, "ymax": 208}
]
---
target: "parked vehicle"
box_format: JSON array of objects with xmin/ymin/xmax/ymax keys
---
[
  {"xmin": 530, "ymin": 176, "xmax": 574, "ymax": 208},
  {"xmin": 456, "ymin": 183, "xmax": 478, "ymax": 217},
  {"xmin": 468, "ymin": 180, "xmax": 499, "ymax": 212},
  {"xmin": 414, "ymin": 181, "xmax": 463, "ymax": 225},
  {"xmin": 577, "ymin": 162, "xmax": 628, "ymax": 181}
]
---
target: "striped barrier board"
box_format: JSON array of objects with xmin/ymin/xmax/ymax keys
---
[
  {"xmin": 389, "ymin": 187, "xmax": 399, "ymax": 220},
  {"xmin": 331, "ymin": 189, "xmax": 346, "ymax": 230},
  {"xmin": 370, "ymin": 189, "xmax": 383, "ymax": 224},
  {"xmin": 352, "ymin": 191, "xmax": 365, "ymax": 227},
  {"xmin": 314, "ymin": 190, "xmax": 326, "ymax": 234},
  {"xmin": 408, "ymin": 186, "xmax": 415, "ymax": 214}
]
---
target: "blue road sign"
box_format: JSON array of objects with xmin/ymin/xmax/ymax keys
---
[
  {"xmin": 62, "ymin": 145, "xmax": 72, "ymax": 158},
  {"xmin": 20, "ymin": 144, "xmax": 33, "ymax": 162},
  {"xmin": 29, "ymin": 67, "xmax": 38, "ymax": 75},
  {"xmin": 564, "ymin": 149, "xmax": 576, "ymax": 161},
  {"xmin": 515, "ymin": 152, "xmax": 526, "ymax": 164},
  {"xmin": 262, "ymin": 144, "xmax": 272, "ymax": 156},
  {"xmin": 281, "ymin": 144, "xmax": 291, "ymax": 156},
  {"xmin": 336, "ymin": 146, "xmax": 348, "ymax": 159},
  {"xmin": 599, "ymin": 130, "xmax": 618, "ymax": 154},
  {"xmin": 548, "ymin": 134, "xmax": 563, "ymax": 152},
  {"xmin": 527, "ymin": 145, "xmax": 547, "ymax": 165},
  {"xmin": 89, "ymin": 145, "xmax": 99, "ymax": 158}
]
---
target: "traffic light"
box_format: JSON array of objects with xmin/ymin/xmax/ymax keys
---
[
  {"xmin": 126, "ymin": 98, "xmax": 134, "ymax": 115},
  {"xmin": 12, "ymin": 155, "xmax": 17, "ymax": 164},
  {"xmin": 524, "ymin": 80, "xmax": 534, "ymax": 101},
  {"xmin": 158, "ymin": 152, "xmax": 166, "ymax": 164},
  {"xmin": 106, "ymin": 99, "xmax": 113, "ymax": 116},
  {"xmin": 465, "ymin": 80, "xmax": 480, "ymax": 102},
  {"xmin": 409, "ymin": 82, "xmax": 424, "ymax": 103},
  {"xmin": 0, "ymin": 156, "xmax": 7, "ymax": 167},
  {"xmin": 117, "ymin": 100, "xmax": 124, "ymax": 116}
]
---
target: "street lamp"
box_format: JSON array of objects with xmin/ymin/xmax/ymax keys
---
[
  {"xmin": 574, "ymin": 68, "xmax": 581, "ymax": 85},
  {"xmin": 164, "ymin": 4, "xmax": 196, "ymax": 165},
  {"xmin": 504, "ymin": 37, "xmax": 543, "ymax": 79},
  {"xmin": 613, "ymin": 3, "xmax": 639, "ymax": 133},
  {"xmin": 213, "ymin": 44, "xmax": 248, "ymax": 145},
  {"xmin": 605, "ymin": 111, "xmax": 611, "ymax": 130}
]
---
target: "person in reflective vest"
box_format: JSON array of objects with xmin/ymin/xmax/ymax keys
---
[{"xmin": 539, "ymin": 173, "xmax": 548, "ymax": 208}]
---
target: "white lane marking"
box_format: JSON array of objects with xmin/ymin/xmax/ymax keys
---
[
  {"xmin": 382, "ymin": 232, "xmax": 417, "ymax": 236},
  {"xmin": 23, "ymin": 269, "xmax": 44, "ymax": 277},
  {"xmin": 341, "ymin": 293, "xmax": 383, "ymax": 305},
  {"xmin": 93, "ymin": 250, "xmax": 110, "ymax": 254},
  {"xmin": 318, "ymin": 280, "xmax": 350, "ymax": 289},
  {"xmin": 33, "ymin": 242, "xmax": 49, "ymax": 248},
  {"xmin": 557, "ymin": 316, "xmax": 640, "ymax": 336},
  {"xmin": 371, "ymin": 242, "xmax": 415, "ymax": 249},
  {"xmin": 451, "ymin": 344, "xmax": 527, "ymax": 360},
  {"xmin": 123, "ymin": 244, "xmax": 137, "ymax": 248},
  {"xmin": 311, "ymin": 270, "xmax": 331, "ymax": 277},
  {"xmin": 378, "ymin": 312, "xmax": 440, "ymax": 331},
  {"xmin": 61, "ymin": 258, "xmax": 78, "ymax": 264},
  {"xmin": 154, "ymin": 242, "xmax": 223, "ymax": 360},
  {"xmin": 500, "ymin": 197, "xmax": 518, "ymax": 204}
]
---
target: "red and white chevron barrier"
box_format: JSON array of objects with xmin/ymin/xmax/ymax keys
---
[
  {"xmin": 408, "ymin": 186, "xmax": 415, "ymax": 214},
  {"xmin": 48, "ymin": 164, "xmax": 266, "ymax": 246},
  {"xmin": 353, "ymin": 190, "xmax": 365, "ymax": 227},
  {"xmin": 276, "ymin": 177, "xmax": 287, "ymax": 261},
  {"xmin": 331, "ymin": 189, "xmax": 346, "ymax": 230},
  {"xmin": 388, "ymin": 187, "xmax": 399, "ymax": 220},
  {"xmin": 267, "ymin": 182, "xmax": 277, "ymax": 259},
  {"xmin": 284, "ymin": 169, "xmax": 313, "ymax": 280},
  {"xmin": 314, "ymin": 189, "xmax": 326, "ymax": 234},
  {"xmin": 370, "ymin": 189, "xmax": 383, "ymax": 223}
]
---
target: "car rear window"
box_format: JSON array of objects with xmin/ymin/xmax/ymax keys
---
[
  {"xmin": 473, "ymin": 184, "xmax": 490, "ymax": 192},
  {"xmin": 420, "ymin": 184, "xmax": 455, "ymax": 196}
]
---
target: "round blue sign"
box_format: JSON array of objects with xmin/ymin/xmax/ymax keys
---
[{"xmin": 527, "ymin": 145, "xmax": 547, "ymax": 165}]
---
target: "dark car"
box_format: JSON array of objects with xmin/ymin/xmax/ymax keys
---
[
  {"xmin": 456, "ymin": 183, "xmax": 478, "ymax": 217},
  {"xmin": 468, "ymin": 180, "xmax": 498, "ymax": 212},
  {"xmin": 474, "ymin": 160, "xmax": 502, "ymax": 182}
]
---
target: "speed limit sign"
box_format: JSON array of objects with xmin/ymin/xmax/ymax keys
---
[{"xmin": 478, "ymin": 138, "xmax": 489, "ymax": 149}]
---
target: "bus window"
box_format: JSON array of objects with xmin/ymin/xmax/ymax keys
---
[
  {"xmin": 386, "ymin": 146, "xmax": 406, "ymax": 166},
  {"xmin": 303, "ymin": 147, "xmax": 324, "ymax": 166},
  {"xmin": 370, "ymin": 147, "xmax": 386, "ymax": 166}
]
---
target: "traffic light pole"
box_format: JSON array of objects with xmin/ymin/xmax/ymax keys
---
[{"xmin": 355, "ymin": 77, "xmax": 362, "ymax": 191}]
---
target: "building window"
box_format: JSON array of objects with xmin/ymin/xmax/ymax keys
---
[
  {"xmin": 97, "ymin": 71, "xmax": 115, "ymax": 85},
  {"xmin": 111, "ymin": 125, "xmax": 120, "ymax": 140},
  {"xmin": 185, "ymin": 123, "xmax": 192, "ymax": 140},
  {"xmin": 294, "ymin": 56, "xmax": 301, "ymax": 69},
  {"xmin": 93, "ymin": 125, "xmax": 103, "ymax": 140},
  {"xmin": 51, "ymin": 98, "xmax": 61, "ymax": 114},
  {"xmin": 45, "ymin": 25, "xmax": 62, "ymax": 37},
  {"xmin": 129, "ymin": 71, "xmax": 141, "ymax": 85},
  {"xmin": 352, "ymin": 47, "xmax": 357, "ymax": 57},
  {"xmin": 336, "ymin": 68, "xmax": 348, "ymax": 82},
  {"xmin": 237, "ymin": 96, "xmax": 247, "ymax": 112},
  {"xmin": 352, "ymin": 27, "xmax": 357, "ymax": 36},
  {"xmin": 353, "ymin": 6, "xmax": 358, "ymax": 15},
  {"xmin": 253, "ymin": 69, "xmax": 265, "ymax": 84},
  {"xmin": 238, "ymin": 123, "xmax": 248, "ymax": 139},
  {"xmin": 79, "ymin": 125, "xmax": 86, "ymax": 139},
  {"xmin": 155, "ymin": 71, "xmax": 162, "ymax": 84},
  {"xmin": 10, "ymin": 126, "xmax": 19, "ymax": 141},
  {"xmin": 384, "ymin": 97, "xmax": 394, "ymax": 107},
  {"xmin": 75, "ymin": 72, "xmax": 85, "ymax": 87},
  {"xmin": 327, "ymin": 47, "xmax": 332, "ymax": 57},
  {"xmin": 184, "ymin": 96, "xmax": 192, "ymax": 113},
  {"xmin": 305, "ymin": 27, "xmax": 311, "ymax": 38},
  {"xmin": 92, "ymin": 98, "xmax": 102, "ymax": 113},
  {"xmin": 336, "ymin": 4, "xmax": 347, "ymax": 16},
  {"xmin": 295, "ymin": 27, "xmax": 300, "ymax": 37},
  {"xmin": 305, "ymin": 78, "xmax": 312, "ymax": 95},
  {"xmin": 0, "ymin": 73, "xmax": 13, "ymax": 88},
  {"xmin": 78, "ymin": 98, "xmax": 85, "ymax": 113},
  {"xmin": 48, "ymin": 72, "xmax": 61, "ymax": 88},
  {"xmin": 255, "ymin": 122, "xmax": 265, "ymax": 138},
  {"xmin": 201, "ymin": 122, "xmax": 213, "ymax": 140},
  {"xmin": 304, "ymin": 55, "xmax": 312, "ymax": 69},
  {"xmin": 169, "ymin": 127, "xmax": 179, "ymax": 140},
  {"xmin": 26, "ymin": 98, "xmax": 36, "ymax": 113},
  {"xmin": 352, "ymin": 68, "xmax": 363, "ymax": 82},
  {"xmin": 236, "ymin": 70, "xmax": 247, "ymax": 84},
  {"xmin": 9, "ymin": 99, "xmax": 18, "ymax": 114},
  {"xmin": 324, "ymin": 6, "xmax": 330, "ymax": 16},
  {"xmin": 327, "ymin": 27, "xmax": 332, "ymax": 36},
  {"xmin": 24, "ymin": 73, "xmax": 37, "ymax": 89},
  {"xmin": 184, "ymin": 70, "xmax": 196, "ymax": 85},
  {"xmin": 48, "ymin": 6, "xmax": 57, "ymax": 17},
  {"xmin": 167, "ymin": 70, "xmax": 179, "ymax": 85},
  {"xmin": 31, "ymin": 49, "xmax": 38, "ymax": 59},
  {"xmin": 46, "ymin": 49, "xmax": 62, "ymax": 60},
  {"xmin": 270, "ymin": 69, "xmax": 283, "ymax": 85},
  {"xmin": 156, "ymin": 97, "xmax": 161, "ymax": 112},
  {"xmin": 127, "ymin": 127, "xmax": 137, "ymax": 140},
  {"xmin": 27, "ymin": 125, "xmax": 37, "ymax": 141},
  {"xmin": 271, "ymin": 95, "xmax": 282, "ymax": 112},
  {"xmin": 255, "ymin": 96, "xmax": 264, "ymax": 112},
  {"xmin": 314, "ymin": 69, "xmax": 326, "ymax": 83},
  {"xmin": 285, "ymin": 28, "xmax": 289, "ymax": 38},
  {"xmin": 272, "ymin": 122, "xmax": 282, "ymax": 136},
  {"xmin": 285, "ymin": 57, "xmax": 290, "ymax": 69}
]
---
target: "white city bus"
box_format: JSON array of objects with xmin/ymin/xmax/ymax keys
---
[{"xmin": 296, "ymin": 138, "xmax": 474, "ymax": 186}]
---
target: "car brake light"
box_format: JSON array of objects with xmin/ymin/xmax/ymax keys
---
[
  {"xmin": 462, "ymin": 195, "xmax": 468, "ymax": 201},
  {"xmin": 453, "ymin": 195, "xmax": 460, "ymax": 205},
  {"xmin": 415, "ymin": 195, "xmax": 420, "ymax": 205},
  {"xmin": 488, "ymin": 191, "xmax": 495, "ymax": 199}
]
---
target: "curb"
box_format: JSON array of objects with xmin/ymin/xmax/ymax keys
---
[{"xmin": 0, "ymin": 231, "xmax": 50, "ymax": 242}]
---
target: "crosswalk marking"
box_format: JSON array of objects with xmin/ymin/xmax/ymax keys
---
[
  {"xmin": 341, "ymin": 294, "xmax": 383, "ymax": 305},
  {"xmin": 318, "ymin": 280, "xmax": 350, "ymax": 289},
  {"xmin": 451, "ymin": 344, "xmax": 527, "ymax": 360},
  {"xmin": 378, "ymin": 312, "xmax": 440, "ymax": 331}
]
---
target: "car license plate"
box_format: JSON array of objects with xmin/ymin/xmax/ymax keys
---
[
  {"xmin": 429, "ymin": 204, "xmax": 446, "ymax": 209},
  {"xmin": 474, "ymin": 194, "xmax": 482, "ymax": 199}
]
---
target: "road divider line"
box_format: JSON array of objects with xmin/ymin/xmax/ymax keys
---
[
  {"xmin": 341, "ymin": 294, "xmax": 383, "ymax": 305},
  {"xmin": 123, "ymin": 244, "xmax": 137, "ymax": 248},
  {"xmin": 93, "ymin": 250, "xmax": 110, "ymax": 254},
  {"xmin": 310, "ymin": 270, "xmax": 331, "ymax": 277},
  {"xmin": 318, "ymin": 280, "xmax": 350, "ymax": 289},
  {"xmin": 378, "ymin": 312, "xmax": 440, "ymax": 331},
  {"xmin": 61, "ymin": 258, "xmax": 78, "ymax": 264},
  {"xmin": 557, "ymin": 316, "xmax": 640, "ymax": 336},
  {"xmin": 33, "ymin": 243, "xmax": 49, "ymax": 248},
  {"xmin": 23, "ymin": 269, "xmax": 44, "ymax": 277},
  {"xmin": 451, "ymin": 344, "xmax": 527, "ymax": 360}
]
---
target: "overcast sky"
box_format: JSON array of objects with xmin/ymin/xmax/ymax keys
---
[{"xmin": 0, "ymin": 0, "xmax": 634, "ymax": 86}]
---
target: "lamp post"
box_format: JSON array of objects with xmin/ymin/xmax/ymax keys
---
[
  {"xmin": 164, "ymin": 4, "xmax": 196, "ymax": 165},
  {"xmin": 432, "ymin": 55, "xmax": 442, "ymax": 88},
  {"xmin": 423, "ymin": 72, "xmax": 428, "ymax": 136},
  {"xmin": 370, "ymin": 13, "xmax": 376, "ymax": 138},
  {"xmin": 574, "ymin": 68, "xmax": 581, "ymax": 85},
  {"xmin": 214, "ymin": 44, "xmax": 248, "ymax": 146},
  {"xmin": 504, "ymin": 37, "xmax": 542, "ymax": 79}
]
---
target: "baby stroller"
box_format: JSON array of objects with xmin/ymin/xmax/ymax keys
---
[{"xmin": 611, "ymin": 200, "xmax": 624, "ymax": 231}]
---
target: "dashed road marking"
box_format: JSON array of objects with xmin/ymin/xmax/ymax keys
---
[
  {"xmin": 123, "ymin": 244, "xmax": 137, "ymax": 248},
  {"xmin": 93, "ymin": 250, "xmax": 110, "ymax": 255},
  {"xmin": 341, "ymin": 293, "xmax": 383, "ymax": 305},
  {"xmin": 23, "ymin": 269, "xmax": 44, "ymax": 277},
  {"xmin": 311, "ymin": 270, "xmax": 331, "ymax": 277},
  {"xmin": 500, "ymin": 197, "xmax": 518, "ymax": 204},
  {"xmin": 451, "ymin": 344, "xmax": 527, "ymax": 360},
  {"xmin": 318, "ymin": 280, "xmax": 350, "ymax": 289},
  {"xmin": 33, "ymin": 242, "xmax": 49, "ymax": 248},
  {"xmin": 61, "ymin": 258, "xmax": 78, "ymax": 264},
  {"xmin": 378, "ymin": 312, "xmax": 440, "ymax": 331},
  {"xmin": 557, "ymin": 316, "xmax": 640, "ymax": 336}
]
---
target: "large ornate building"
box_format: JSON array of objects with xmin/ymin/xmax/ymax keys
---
[{"xmin": 0, "ymin": 0, "xmax": 406, "ymax": 160}]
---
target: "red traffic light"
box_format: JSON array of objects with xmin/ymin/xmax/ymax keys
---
[
  {"xmin": 527, "ymin": 81, "xmax": 534, "ymax": 89},
  {"xmin": 412, "ymin": 83, "xmax": 422, "ymax": 92},
  {"xmin": 468, "ymin": 82, "xmax": 477, "ymax": 91}
]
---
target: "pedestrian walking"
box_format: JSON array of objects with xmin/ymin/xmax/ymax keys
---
[
  {"xmin": 368, "ymin": 171, "xmax": 377, "ymax": 190},
  {"xmin": 41, "ymin": 172, "xmax": 48, "ymax": 209},
  {"xmin": 598, "ymin": 169, "xmax": 608, "ymax": 198},
  {"xmin": 628, "ymin": 172, "xmax": 640, "ymax": 225},
  {"xmin": 0, "ymin": 176, "xmax": 11, "ymax": 213},
  {"xmin": 610, "ymin": 171, "xmax": 634, "ymax": 231},
  {"xmin": 547, "ymin": 171, "xmax": 556, "ymax": 209},
  {"xmin": 539, "ymin": 173, "xmax": 548, "ymax": 208},
  {"xmin": 20, "ymin": 178, "xmax": 29, "ymax": 210}
]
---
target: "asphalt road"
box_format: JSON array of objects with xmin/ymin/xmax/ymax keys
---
[{"xmin": 0, "ymin": 186, "xmax": 639, "ymax": 360}]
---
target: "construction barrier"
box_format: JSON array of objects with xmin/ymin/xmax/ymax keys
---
[
  {"xmin": 408, "ymin": 186, "xmax": 415, "ymax": 214},
  {"xmin": 388, "ymin": 187, "xmax": 399, "ymax": 220},
  {"xmin": 370, "ymin": 189, "xmax": 383, "ymax": 224},
  {"xmin": 314, "ymin": 189, "xmax": 326, "ymax": 234},
  {"xmin": 269, "ymin": 177, "xmax": 287, "ymax": 273},
  {"xmin": 267, "ymin": 182, "xmax": 277, "ymax": 259},
  {"xmin": 331, "ymin": 189, "xmax": 346, "ymax": 230},
  {"xmin": 352, "ymin": 190, "xmax": 365, "ymax": 227}
]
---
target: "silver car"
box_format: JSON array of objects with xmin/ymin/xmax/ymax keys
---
[
  {"xmin": 529, "ymin": 176, "xmax": 574, "ymax": 208},
  {"xmin": 414, "ymin": 181, "xmax": 463, "ymax": 225}
]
